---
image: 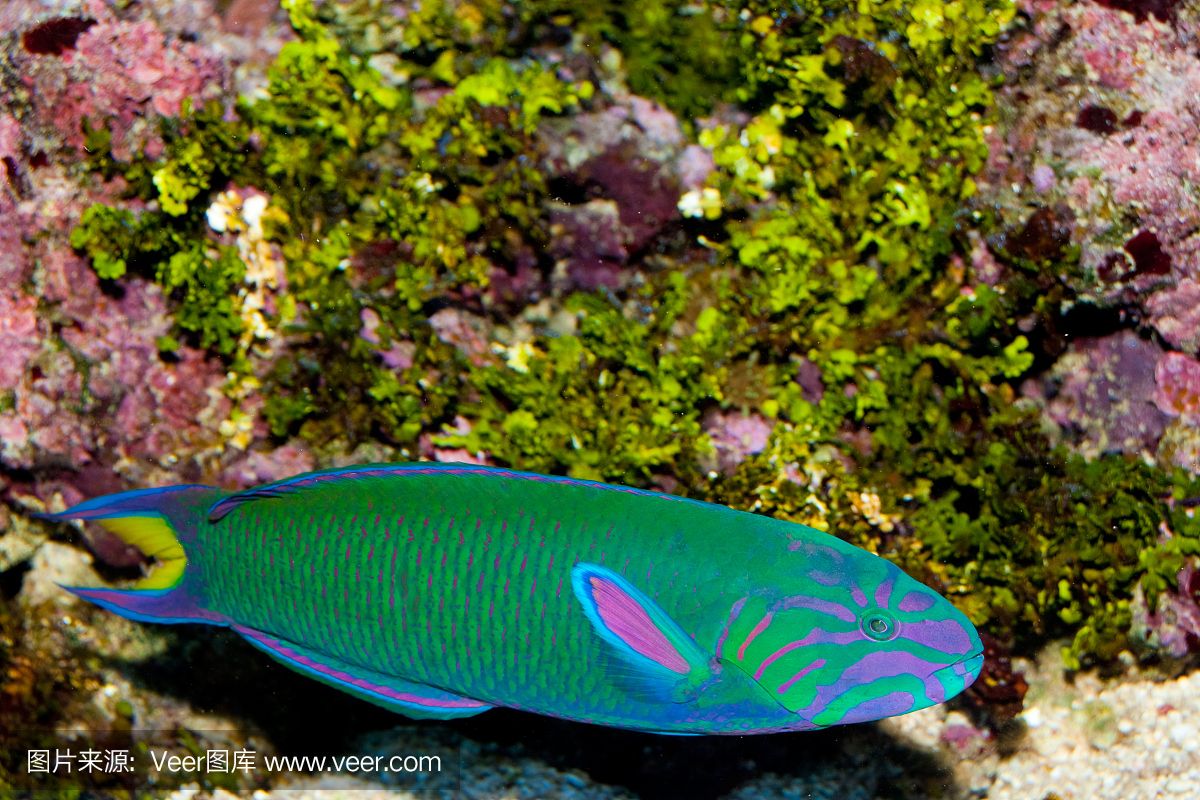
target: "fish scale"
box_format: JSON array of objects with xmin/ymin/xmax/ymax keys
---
[
  {"xmin": 208, "ymin": 477, "xmax": 591, "ymax": 708},
  {"xmin": 46, "ymin": 463, "xmax": 985, "ymax": 734}
]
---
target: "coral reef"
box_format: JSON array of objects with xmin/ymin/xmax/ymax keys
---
[
  {"xmin": 4, "ymin": 0, "xmax": 1200, "ymax": 794},
  {"xmin": 979, "ymin": 0, "xmax": 1200, "ymax": 466}
]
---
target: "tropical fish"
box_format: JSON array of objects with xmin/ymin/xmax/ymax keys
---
[{"xmin": 46, "ymin": 463, "xmax": 984, "ymax": 735}]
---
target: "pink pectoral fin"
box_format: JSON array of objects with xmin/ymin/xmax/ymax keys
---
[{"xmin": 570, "ymin": 563, "xmax": 712, "ymax": 699}]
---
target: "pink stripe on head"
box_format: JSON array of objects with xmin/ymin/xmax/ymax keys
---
[
  {"xmin": 738, "ymin": 612, "xmax": 774, "ymax": 661},
  {"xmin": 902, "ymin": 618, "xmax": 974, "ymax": 655},
  {"xmin": 754, "ymin": 629, "xmax": 862, "ymax": 680},
  {"xmin": 589, "ymin": 576, "xmax": 689, "ymax": 674},
  {"xmin": 715, "ymin": 596, "xmax": 748, "ymax": 659},
  {"xmin": 779, "ymin": 658, "xmax": 826, "ymax": 694}
]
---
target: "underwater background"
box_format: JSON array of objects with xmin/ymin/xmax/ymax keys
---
[{"xmin": 1, "ymin": 0, "xmax": 1200, "ymax": 796}]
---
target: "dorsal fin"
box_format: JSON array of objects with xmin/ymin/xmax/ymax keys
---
[
  {"xmin": 207, "ymin": 462, "xmax": 713, "ymax": 523},
  {"xmin": 207, "ymin": 486, "xmax": 293, "ymax": 522},
  {"xmin": 206, "ymin": 464, "xmax": 409, "ymax": 522}
]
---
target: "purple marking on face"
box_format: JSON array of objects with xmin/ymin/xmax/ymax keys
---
[
  {"xmin": 778, "ymin": 595, "xmax": 857, "ymax": 623},
  {"xmin": 836, "ymin": 690, "xmax": 917, "ymax": 725},
  {"xmin": 798, "ymin": 651, "xmax": 947, "ymax": 718},
  {"xmin": 809, "ymin": 570, "xmax": 841, "ymax": 587},
  {"xmin": 898, "ymin": 591, "xmax": 936, "ymax": 613},
  {"xmin": 901, "ymin": 618, "xmax": 974, "ymax": 655},
  {"xmin": 589, "ymin": 575, "xmax": 689, "ymax": 674},
  {"xmin": 875, "ymin": 576, "xmax": 895, "ymax": 608},
  {"xmin": 715, "ymin": 596, "xmax": 749, "ymax": 659},
  {"xmin": 850, "ymin": 586, "xmax": 868, "ymax": 607},
  {"xmin": 778, "ymin": 658, "xmax": 826, "ymax": 694},
  {"xmin": 753, "ymin": 629, "xmax": 862, "ymax": 680}
]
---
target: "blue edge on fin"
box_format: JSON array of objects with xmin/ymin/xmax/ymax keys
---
[
  {"xmin": 570, "ymin": 562, "xmax": 713, "ymax": 709},
  {"xmin": 205, "ymin": 462, "xmax": 719, "ymax": 522}
]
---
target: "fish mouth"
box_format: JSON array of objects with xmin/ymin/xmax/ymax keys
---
[{"xmin": 933, "ymin": 650, "xmax": 985, "ymax": 691}]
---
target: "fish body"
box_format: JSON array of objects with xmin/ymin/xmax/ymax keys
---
[{"xmin": 50, "ymin": 464, "xmax": 984, "ymax": 734}]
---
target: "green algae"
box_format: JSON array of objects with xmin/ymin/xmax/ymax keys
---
[
  {"xmin": 70, "ymin": 0, "xmax": 589, "ymax": 373},
  {"xmin": 61, "ymin": 0, "xmax": 1200, "ymax": 676}
]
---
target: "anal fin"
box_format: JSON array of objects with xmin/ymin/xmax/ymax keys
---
[{"xmin": 233, "ymin": 625, "xmax": 493, "ymax": 720}]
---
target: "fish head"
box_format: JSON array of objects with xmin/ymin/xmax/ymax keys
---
[{"xmin": 725, "ymin": 537, "xmax": 984, "ymax": 728}]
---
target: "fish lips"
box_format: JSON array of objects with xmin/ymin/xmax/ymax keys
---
[{"xmin": 933, "ymin": 649, "xmax": 986, "ymax": 695}]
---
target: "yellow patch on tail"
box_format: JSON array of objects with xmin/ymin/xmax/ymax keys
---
[{"xmin": 97, "ymin": 516, "xmax": 187, "ymax": 590}]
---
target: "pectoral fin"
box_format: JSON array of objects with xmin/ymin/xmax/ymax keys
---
[
  {"xmin": 233, "ymin": 625, "xmax": 493, "ymax": 720},
  {"xmin": 571, "ymin": 563, "xmax": 714, "ymax": 702}
]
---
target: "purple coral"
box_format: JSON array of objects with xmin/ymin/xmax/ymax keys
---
[
  {"xmin": 703, "ymin": 411, "xmax": 774, "ymax": 475},
  {"xmin": 539, "ymin": 96, "xmax": 698, "ymax": 292},
  {"xmin": 1038, "ymin": 331, "xmax": 1169, "ymax": 457},
  {"xmin": 1154, "ymin": 352, "xmax": 1200, "ymax": 421},
  {"xmin": 1132, "ymin": 559, "xmax": 1200, "ymax": 658},
  {"xmin": 983, "ymin": 1, "xmax": 1200, "ymax": 354}
]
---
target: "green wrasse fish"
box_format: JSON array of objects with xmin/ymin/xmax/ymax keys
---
[{"xmin": 46, "ymin": 464, "xmax": 984, "ymax": 734}]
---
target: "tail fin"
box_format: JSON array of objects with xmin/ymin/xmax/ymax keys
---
[{"xmin": 40, "ymin": 484, "xmax": 226, "ymax": 624}]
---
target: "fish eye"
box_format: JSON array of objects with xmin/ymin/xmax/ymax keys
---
[{"xmin": 860, "ymin": 610, "xmax": 899, "ymax": 641}]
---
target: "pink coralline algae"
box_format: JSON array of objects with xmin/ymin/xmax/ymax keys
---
[
  {"xmin": 540, "ymin": 96, "xmax": 704, "ymax": 292},
  {"xmin": 983, "ymin": 1, "xmax": 1200, "ymax": 353},
  {"xmin": 1155, "ymin": 352, "xmax": 1200, "ymax": 421},
  {"xmin": 220, "ymin": 442, "xmax": 315, "ymax": 489},
  {"xmin": 0, "ymin": 248, "xmax": 231, "ymax": 478},
  {"xmin": 0, "ymin": 292, "xmax": 38, "ymax": 391},
  {"xmin": 1146, "ymin": 279, "xmax": 1200, "ymax": 355},
  {"xmin": 359, "ymin": 307, "xmax": 416, "ymax": 371},
  {"xmin": 1036, "ymin": 331, "xmax": 1169, "ymax": 458},
  {"xmin": 428, "ymin": 308, "xmax": 494, "ymax": 368},
  {"xmin": 703, "ymin": 411, "xmax": 774, "ymax": 475},
  {"xmin": 1154, "ymin": 351, "xmax": 1200, "ymax": 473},
  {"xmin": 1132, "ymin": 558, "xmax": 1200, "ymax": 659},
  {"xmin": 0, "ymin": 2, "xmax": 276, "ymax": 507},
  {"xmin": 14, "ymin": 6, "xmax": 226, "ymax": 161}
]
